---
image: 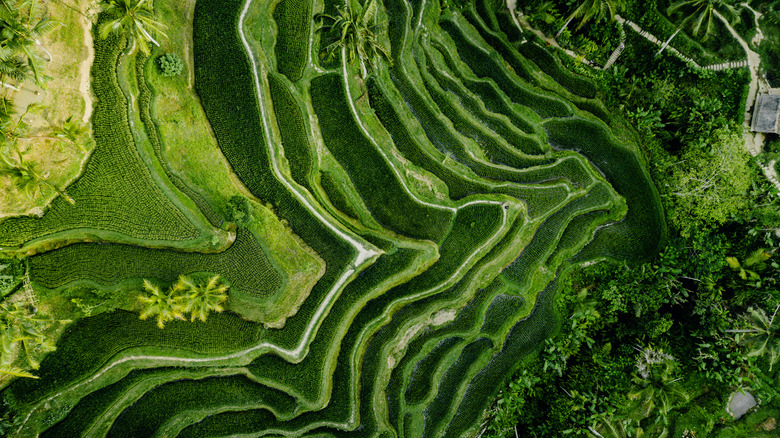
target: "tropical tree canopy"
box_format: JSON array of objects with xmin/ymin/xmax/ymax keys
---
[
  {"xmin": 136, "ymin": 275, "xmax": 229, "ymax": 328},
  {"xmin": 560, "ymin": 0, "xmax": 627, "ymax": 33},
  {"xmin": 667, "ymin": 0, "xmax": 740, "ymax": 41},
  {"xmin": 316, "ymin": 0, "xmax": 391, "ymax": 77},
  {"xmin": 99, "ymin": 0, "xmax": 167, "ymax": 56},
  {"xmin": 0, "ymin": 0, "xmax": 60, "ymax": 85}
]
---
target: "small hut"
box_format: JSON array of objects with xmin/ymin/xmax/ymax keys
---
[{"xmin": 751, "ymin": 94, "xmax": 780, "ymax": 134}]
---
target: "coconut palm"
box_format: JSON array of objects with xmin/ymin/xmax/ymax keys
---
[
  {"xmin": 0, "ymin": 302, "xmax": 64, "ymax": 372},
  {"xmin": 53, "ymin": 115, "xmax": 90, "ymax": 149},
  {"xmin": 727, "ymin": 305, "xmax": 780, "ymax": 370},
  {"xmin": 137, "ymin": 279, "xmax": 186, "ymax": 328},
  {"xmin": 0, "ymin": 147, "xmax": 76, "ymax": 204},
  {"xmin": 556, "ymin": 0, "xmax": 626, "ymax": 37},
  {"xmin": 316, "ymin": 0, "xmax": 391, "ymax": 78},
  {"xmin": 666, "ymin": 0, "xmax": 741, "ymax": 42},
  {"xmin": 0, "ymin": 1, "xmax": 60, "ymax": 85},
  {"xmin": 625, "ymin": 347, "xmax": 689, "ymax": 425},
  {"xmin": 180, "ymin": 275, "xmax": 229, "ymax": 323},
  {"xmin": 99, "ymin": 0, "xmax": 167, "ymax": 56}
]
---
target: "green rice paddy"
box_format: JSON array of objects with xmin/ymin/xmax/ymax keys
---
[{"xmin": 0, "ymin": 0, "xmax": 664, "ymax": 436}]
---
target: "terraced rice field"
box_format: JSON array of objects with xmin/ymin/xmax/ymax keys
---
[{"xmin": 0, "ymin": 0, "xmax": 665, "ymax": 436}]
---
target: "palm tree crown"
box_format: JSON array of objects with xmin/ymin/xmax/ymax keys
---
[
  {"xmin": 667, "ymin": 0, "xmax": 740, "ymax": 42},
  {"xmin": 137, "ymin": 279, "xmax": 185, "ymax": 328},
  {"xmin": 558, "ymin": 0, "xmax": 627, "ymax": 36},
  {"xmin": 0, "ymin": 0, "xmax": 60, "ymax": 85},
  {"xmin": 181, "ymin": 275, "xmax": 229, "ymax": 322},
  {"xmin": 316, "ymin": 0, "xmax": 391, "ymax": 78},
  {"xmin": 99, "ymin": 0, "xmax": 167, "ymax": 55}
]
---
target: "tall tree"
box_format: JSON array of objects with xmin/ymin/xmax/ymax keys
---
[
  {"xmin": 556, "ymin": 0, "xmax": 626, "ymax": 37},
  {"xmin": 316, "ymin": 0, "xmax": 391, "ymax": 78},
  {"xmin": 99, "ymin": 0, "xmax": 167, "ymax": 56},
  {"xmin": 0, "ymin": 147, "xmax": 75, "ymax": 204},
  {"xmin": 180, "ymin": 275, "xmax": 229, "ymax": 323},
  {"xmin": 666, "ymin": 0, "xmax": 740, "ymax": 42},
  {"xmin": 0, "ymin": 0, "xmax": 59, "ymax": 85},
  {"xmin": 137, "ymin": 279, "xmax": 185, "ymax": 329}
]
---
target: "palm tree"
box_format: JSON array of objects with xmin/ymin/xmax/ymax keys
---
[
  {"xmin": 0, "ymin": 302, "xmax": 65, "ymax": 372},
  {"xmin": 665, "ymin": 0, "xmax": 740, "ymax": 43},
  {"xmin": 316, "ymin": 0, "xmax": 391, "ymax": 78},
  {"xmin": 0, "ymin": 147, "xmax": 76, "ymax": 204},
  {"xmin": 727, "ymin": 305, "xmax": 780, "ymax": 370},
  {"xmin": 625, "ymin": 347, "xmax": 689, "ymax": 427},
  {"xmin": 53, "ymin": 115, "xmax": 90, "ymax": 150},
  {"xmin": 99, "ymin": 0, "xmax": 167, "ymax": 56},
  {"xmin": 556, "ymin": 0, "xmax": 626, "ymax": 37},
  {"xmin": 137, "ymin": 279, "xmax": 185, "ymax": 328},
  {"xmin": 180, "ymin": 275, "xmax": 229, "ymax": 322},
  {"xmin": 0, "ymin": 0, "xmax": 60, "ymax": 85}
]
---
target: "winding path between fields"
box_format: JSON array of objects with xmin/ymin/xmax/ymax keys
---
[{"xmin": 15, "ymin": 0, "xmax": 522, "ymax": 433}]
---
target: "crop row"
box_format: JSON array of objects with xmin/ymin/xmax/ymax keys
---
[
  {"xmin": 136, "ymin": 54, "xmax": 225, "ymax": 228},
  {"xmin": 367, "ymin": 68, "xmax": 587, "ymax": 221},
  {"xmin": 106, "ymin": 374, "xmax": 296, "ymax": 437},
  {"xmin": 29, "ymin": 228, "xmax": 282, "ymax": 298},
  {"xmin": 460, "ymin": 4, "xmax": 613, "ymax": 124},
  {"xmin": 267, "ymin": 73, "xmax": 315, "ymax": 189},
  {"xmin": 6, "ymin": 309, "xmax": 262, "ymax": 408},
  {"xmin": 310, "ymin": 73, "xmax": 454, "ymax": 243},
  {"xmin": 0, "ymin": 23, "xmax": 211, "ymax": 251},
  {"xmin": 414, "ymin": 42, "xmax": 550, "ymax": 170},
  {"xmin": 272, "ymin": 0, "xmax": 312, "ymax": 82},
  {"xmin": 193, "ymin": 0, "xmax": 357, "ymax": 266},
  {"xmin": 543, "ymin": 117, "xmax": 666, "ymax": 262},
  {"xmin": 439, "ymin": 14, "xmax": 572, "ymax": 119},
  {"xmin": 40, "ymin": 367, "xmax": 243, "ymax": 437},
  {"xmin": 147, "ymin": 244, "xmax": 433, "ymax": 436},
  {"xmin": 419, "ymin": 41, "xmax": 548, "ymax": 160}
]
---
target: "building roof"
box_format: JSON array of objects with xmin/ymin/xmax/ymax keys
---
[{"xmin": 751, "ymin": 94, "xmax": 780, "ymax": 134}]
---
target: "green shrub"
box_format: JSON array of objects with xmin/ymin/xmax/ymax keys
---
[
  {"xmin": 225, "ymin": 195, "xmax": 251, "ymax": 225},
  {"xmin": 156, "ymin": 53, "xmax": 183, "ymax": 77}
]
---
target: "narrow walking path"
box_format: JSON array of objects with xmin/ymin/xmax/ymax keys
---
[{"xmin": 616, "ymin": 15, "xmax": 701, "ymax": 68}]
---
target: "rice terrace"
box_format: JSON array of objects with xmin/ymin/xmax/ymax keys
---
[{"xmin": 1, "ymin": 0, "xmax": 779, "ymax": 436}]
